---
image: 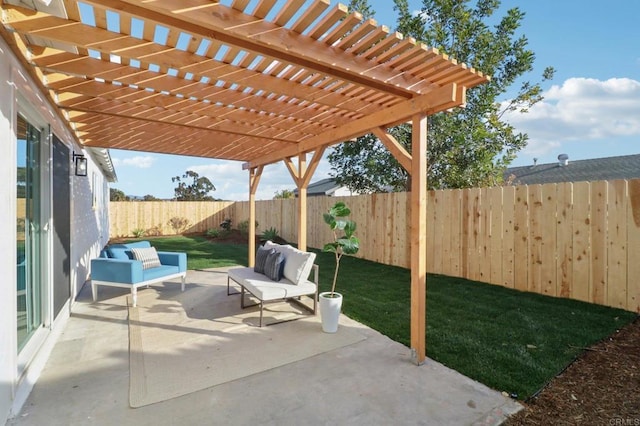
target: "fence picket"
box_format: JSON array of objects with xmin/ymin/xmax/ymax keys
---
[
  {"xmin": 502, "ymin": 186, "xmax": 515, "ymax": 288},
  {"xmin": 591, "ymin": 181, "xmax": 608, "ymax": 305},
  {"xmin": 607, "ymin": 180, "xmax": 628, "ymax": 309},
  {"xmin": 449, "ymin": 189, "xmax": 462, "ymax": 277},
  {"xmin": 541, "ymin": 184, "xmax": 558, "ymax": 296},
  {"xmin": 556, "ymin": 182, "xmax": 573, "ymax": 298},
  {"xmin": 528, "ymin": 185, "xmax": 543, "ymax": 294},
  {"xmin": 572, "ymin": 182, "xmax": 591, "ymax": 302}
]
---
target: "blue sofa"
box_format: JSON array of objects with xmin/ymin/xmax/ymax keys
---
[{"xmin": 90, "ymin": 241, "xmax": 187, "ymax": 307}]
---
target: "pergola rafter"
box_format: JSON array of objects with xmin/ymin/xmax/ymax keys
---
[{"xmin": 1, "ymin": 0, "xmax": 490, "ymax": 364}]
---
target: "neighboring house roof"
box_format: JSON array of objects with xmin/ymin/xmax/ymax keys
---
[
  {"xmin": 504, "ymin": 154, "xmax": 640, "ymax": 185},
  {"xmin": 293, "ymin": 178, "xmax": 356, "ymax": 197}
]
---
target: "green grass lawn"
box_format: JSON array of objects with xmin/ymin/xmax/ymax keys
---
[
  {"xmin": 139, "ymin": 235, "xmax": 248, "ymax": 269},
  {"xmin": 125, "ymin": 235, "xmax": 637, "ymax": 400}
]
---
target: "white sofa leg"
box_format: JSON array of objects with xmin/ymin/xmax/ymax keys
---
[
  {"xmin": 91, "ymin": 282, "xmax": 97, "ymax": 302},
  {"xmin": 132, "ymin": 287, "xmax": 137, "ymax": 307},
  {"xmin": 181, "ymin": 274, "xmax": 185, "ymax": 292}
]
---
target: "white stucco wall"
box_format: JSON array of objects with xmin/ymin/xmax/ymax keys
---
[
  {"xmin": 0, "ymin": 36, "xmax": 111, "ymax": 423},
  {"xmin": 70, "ymin": 167, "xmax": 110, "ymax": 299}
]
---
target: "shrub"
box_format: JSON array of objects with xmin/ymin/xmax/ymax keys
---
[
  {"xmin": 261, "ymin": 226, "xmax": 279, "ymax": 241},
  {"xmin": 146, "ymin": 224, "xmax": 163, "ymax": 236},
  {"xmin": 132, "ymin": 228, "xmax": 145, "ymax": 238},
  {"xmin": 220, "ymin": 218, "xmax": 232, "ymax": 231},
  {"xmin": 168, "ymin": 216, "xmax": 190, "ymax": 234},
  {"xmin": 206, "ymin": 228, "xmax": 220, "ymax": 238},
  {"xmin": 238, "ymin": 219, "xmax": 259, "ymax": 237}
]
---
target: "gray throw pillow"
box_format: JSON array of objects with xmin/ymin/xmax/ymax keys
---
[
  {"xmin": 263, "ymin": 251, "xmax": 285, "ymax": 281},
  {"xmin": 254, "ymin": 246, "xmax": 275, "ymax": 274}
]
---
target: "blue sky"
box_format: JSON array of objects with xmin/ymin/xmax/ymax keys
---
[{"xmin": 109, "ymin": 0, "xmax": 640, "ymax": 200}]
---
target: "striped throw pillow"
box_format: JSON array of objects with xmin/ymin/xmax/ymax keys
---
[
  {"xmin": 130, "ymin": 247, "xmax": 161, "ymax": 270},
  {"xmin": 263, "ymin": 251, "xmax": 285, "ymax": 281},
  {"xmin": 254, "ymin": 246, "xmax": 274, "ymax": 274}
]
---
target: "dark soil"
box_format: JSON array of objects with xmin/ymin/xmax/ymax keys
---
[{"xmin": 506, "ymin": 316, "xmax": 640, "ymax": 425}]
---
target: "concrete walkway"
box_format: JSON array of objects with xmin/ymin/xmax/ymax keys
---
[{"xmin": 7, "ymin": 269, "xmax": 521, "ymax": 426}]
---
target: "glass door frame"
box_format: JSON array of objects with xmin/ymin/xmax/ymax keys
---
[{"xmin": 15, "ymin": 96, "xmax": 53, "ymax": 376}]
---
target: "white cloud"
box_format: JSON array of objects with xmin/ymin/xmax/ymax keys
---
[
  {"xmin": 187, "ymin": 152, "xmax": 334, "ymax": 201},
  {"xmin": 113, "ymin": 155, "xmax": 156, "ymax": 168},
  {"xmin": 503, "ymin": 77, "xmax": 640, "ymax": 156}
]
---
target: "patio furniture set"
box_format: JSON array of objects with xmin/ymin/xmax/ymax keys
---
[{"xmin": 90, "ymin": 240, "xmax": 319, "ymax": 325}]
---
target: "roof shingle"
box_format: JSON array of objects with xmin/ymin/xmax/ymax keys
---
[{"xmin": 505, "ymin": 154, "xmax": 640, "ymax": 185}]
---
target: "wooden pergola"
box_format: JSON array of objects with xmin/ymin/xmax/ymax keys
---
[{"xmin": 1, "ymin": 0, "xmax": 489, "ymax": 364}]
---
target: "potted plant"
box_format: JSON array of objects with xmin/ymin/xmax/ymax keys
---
[{"xmin": 320, "ymin": 201, "xmax": 359, "ymax": 333}]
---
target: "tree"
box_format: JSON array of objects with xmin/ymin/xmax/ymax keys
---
[
  {"xmin": 172, "ymin": 170, "xmax": 216, "ymax": 201},
  {"xmin": 329, "ymin": 0, "xmax": 554, "ymax": 190},
  {"xmin": 273, "ymin": 189, "xmax": 294, "ymax": 199},
  {"xmin": 346, "ymin": 0, "xmax": 374, "ymax": 19},
  {"xmin": 110, "ymin": 188, "xmax": 129, "ymax": 201},
  {"xmin": 143, "ymin": 194, "xmax": 159, "ymax": 201}
]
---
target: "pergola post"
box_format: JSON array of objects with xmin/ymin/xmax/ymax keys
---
[
  {"xmin": 297, "ymin": 153, "xmax": 308, "ymax": 251},
  {"xmin": 410, "ymin": 114, "xmax": 428, "ymax": 365},
  {"xmin": 284, "ymin": 148, "xmax": 325, "ymax": 250},
  {"xmin": 247, "ymin": 166, "xmax": 263, "ymax": 267}
]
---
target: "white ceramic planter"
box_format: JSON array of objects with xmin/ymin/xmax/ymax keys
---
[{"xmin": 319, "ymin": 292, "xmax": 343, "ymax": 333}]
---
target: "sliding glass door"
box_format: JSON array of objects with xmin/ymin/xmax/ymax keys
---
[{"xmin": 16, "ymin": 114, "xmax": 43, "ymax": 351}]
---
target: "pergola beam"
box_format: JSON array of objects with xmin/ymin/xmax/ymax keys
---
[
  {"xmin": 245, "ymin": 83, "xmax": 461, "ymax": 169},
  {"xmin": 2, "ymin": 5, "xmax": 384, "ymax": 116},
  {"xmin": 79, "ymin": 0, "xmax": 424, "ymax": 98},
  {"xmin": 372, "ymin": 127, "xmax": 412, "ymax": 173}
]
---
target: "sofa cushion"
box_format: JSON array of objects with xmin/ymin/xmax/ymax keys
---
[
  {"xmin": 282, "ymin": 246, "xmax": 316, "ymax": 286},
  {"xmin": 105, "ymin": 241, "xmax": 151, "ymax": 259},
  {"xmin": 228, "ymin": 267, "xmax": 316, "ymax": 301},
  {"xmin": 263, "ymin": 250, "xmax": 285, "ymax": 281},
  {"xmin": 263, "ymin": 240, "xmax": 277, "ymax": 250},
  {"xmin": 254, "ymin": 246, "xmax": 274, "ymax": 274},
  {"xmin": 131, "ymin": 247, "xmax": 161, "ymax": 270},
  {"xmin": 263, "ymin": 241, "xmax": 316, "ymax": 285},
  {"xmin": 123, "ymin": 241, "xmax": 152, "ymax": 249},
  {"xmin": 106, "ymin": 247, "xmax": 131, "ymax": 260},
  {"xmin": 142, "ymin": 265, "xmax": 181, "ymax": 281}
]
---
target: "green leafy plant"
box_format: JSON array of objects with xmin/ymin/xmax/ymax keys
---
[
  {"xmin": 261, "ymin": 226, "xmax": 279, "ymax": 241},
  {"xmin": 322, "ymin": 201, "xmax": 359, "ymax": 297},
  {"xmin": 238, "ymin": 219, "xmax": 259, "ymax": 237},
  {"xmin": 206, "ymin": 228, "xmax": 220, "ymax": 238},
  {"xmin": 132, "ymin": 228, "xmax": 145, "ymax": 238}
]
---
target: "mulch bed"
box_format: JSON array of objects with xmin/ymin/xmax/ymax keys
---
[{"xmin": 506, "ymin": 316, "xmax": 640, "ymax": 425}]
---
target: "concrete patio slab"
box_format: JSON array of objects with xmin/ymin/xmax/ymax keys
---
[{"xmin": 7, "ymin": 268, "xmax": 521, "ymax": 426}]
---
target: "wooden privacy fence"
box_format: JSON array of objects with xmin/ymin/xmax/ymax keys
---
[
  {"xmin": 110, "ymin": 179, "xmax": 640, "ymax": 312},
  {"xmin": 423, "ymin": 180, "xmax": 639, "ymax": 313},
  {"xmin": 109, "ymin": 201, "xmax": 234, "ymax": 237}
]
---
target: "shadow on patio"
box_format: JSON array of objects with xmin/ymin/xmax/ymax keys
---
[{"xmin": 8, "ymin": 268, "xmax": 520, "ymax": 426}]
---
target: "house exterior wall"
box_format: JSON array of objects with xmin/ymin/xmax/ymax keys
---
[
  {"xmin": 332, "ymin": 186, "xmax": 360, "ymax": 197},
  {"xmin": 0, "ymin": 36, "xmax": 111, "ymax": 424}
]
